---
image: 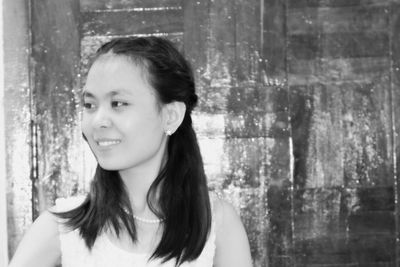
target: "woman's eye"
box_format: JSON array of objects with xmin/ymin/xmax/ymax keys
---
[
  {"xmin": 83, "ymin": 102, "xmax": 95, "ymax": 109},
  {"xmin": 111, "ymin": 101, "xmax": 128, "ymax": 108}
]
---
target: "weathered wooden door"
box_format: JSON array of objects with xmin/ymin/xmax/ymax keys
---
[
  {"xmin": 7, "ymin": 0, "xmax": 282, "ymax": 266},
  {"xmin": 6, "ymin": 0, "xmax": 400, "ymax": 266}
]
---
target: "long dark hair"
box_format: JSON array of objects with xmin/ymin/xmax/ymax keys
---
[{"xmin": 55, "ymin": 37, "xmax": 211, "ymax": 265}]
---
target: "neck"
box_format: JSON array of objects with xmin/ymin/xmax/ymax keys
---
[{"xmin": 118, "ymin": 143, "xmax": 167, "ymax": 215}]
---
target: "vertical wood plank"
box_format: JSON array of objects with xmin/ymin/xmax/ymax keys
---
[
  {"xmin": 81, "ymin": 9, "xmax": 184, "ymax": 36},
  {"xmin": 80, "ymin": 0, "xmax": 181, "ymax": 11},
  {"xmin": 206, "ymin": 0, "xmax": 236, "ymax": 190},
  {"xmin": 183, "ymin": 0, "xmax": 211, "ymax": 96},
  {"xmin": 262, "ymin": 1, "xmax": 293, "ymax": 266},
  {"xmin": 262, "ymin": 0, "xmax": 287, "ymax": 82},
  {"xmin": 235, "ymin": 0, "xmax": 261, "ymax": 84},
  {"xmin": 30, "ymin": 0, "xmax": 82, "ymax": 216},
  {"xmin": 3, "ymin": 0, "xmax": 31, "ymax": 258},
  {"xmin": 289, "ymin": 2, "xmax": 395, "ymax": 266},
  {"xmin": 233, "ymin": 1, "xmax": 270, "ymax": 265},
  {"xmin": 208, "ymin": 0, "xmax": 235, "ymax": 91},
  {"xmin": 390, "ymin": 2, "xmax": 400, "ymax": 265},
  {"xmin": 288, "ymin": 0, "xmax": 392, "ymax": 8},
  {"xmin": 288, "ymin": 6, "xmax": 389, "ymax": 35},
  {"xmin": 0, "ymin": 0, "xmax": 8, "ymax": 264}
]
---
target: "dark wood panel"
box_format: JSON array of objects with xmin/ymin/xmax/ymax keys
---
[
  {"xmin": 294, "ymin": 236, "xmax": 352, "ymax": 264},
  {"xmin": 31, "ymin": 0, "xmax": 82, "ymax": 214},
  {"xmin": 290, "ymin": 84, "xmax": 313, "ymax": 191},
  {"xmin": 80, "ymin": 0, "xmax": 181, "ymax": 11},
  {"xmin": 4, "ymin": 0, "xmax": 32, "ymax": 257},
  {"xmin": 261, "ymin": 3, "xmax": 292, "ymax": 265},
  {"xmin": 293, "ymin": 187, "xmax": 396, "ymax": 265},
  {"xmin": 348, "ymin": 211, "xmax": 395, "ymax": 234},
  {"xmin": 347, "ymin": 234, "xmax": 395, "ymax": 264},
  {"xmin": 288, "ymin": 34, "xmax": 319, "ymax": 60},
  {"xmin": 288, "ymin": 57, "xmax": 390, "ymax": 85},
  {"xmin": 262, "ymin": 0, "xmax": 286, "ymax": 80},
  {"xmin": 235, "ymin": 0, "xmax": 261, "ymax": 84},
  {"xmin": 288, "ymin": 6, "xmax": 388, "ymax": 34},
  {"xmin": 183, "ymin": 0, "xmax": 211, "ymax": 93},
  {"xmin": 293, "ymin": 188, "xmax": 345, "ymax": 240},
  {"xmin": 224, "ymin": 85, "xmax": 289, "ymax": 138},
  {"xmin": 267, "ymin": 184, "xmax": 294, "ymax": 266},
  {"xmin": 348, "ymin": 187, "xmax": 395, "ymax": 211},
  {"xmin": 294, "ymin": 234, "xmax": 395, "ymax": 265},
  {"xmin": 289, "ymin": 33, "xmax": 389, "ymax": 60},
  {"xmin": 207, "ymin": 0, "xmax": 236, "ymax": 88},
  {"xmin": 81, "ymin": 9, "xmax": 183, "ymax": 36},
  {"xmin": 288, "ymin": 0, "xmax": 392, "ymax": 8},
  {"xmin": 226, "ymin": 86, "xmax": 267, "ymax": 115},
  {"xmin": 290, "ymin": 80, "xmax": 393, "ymax": 189},
  {"xmin": 223, "ymin": 137, "xmax": 267, "ymax": 188},
  {"xmin": 390, "ymin": 2, "xmax": 400, "ymax": 264}
]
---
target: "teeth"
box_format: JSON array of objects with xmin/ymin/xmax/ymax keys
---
[{"xmin": 97, "ymin": 140, "xmax": 121, "ymax": 147}]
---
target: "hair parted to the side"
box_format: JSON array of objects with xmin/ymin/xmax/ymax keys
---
[{"xmin": 54, "ymin": 37, "xmax": 211, "ymax": 266}]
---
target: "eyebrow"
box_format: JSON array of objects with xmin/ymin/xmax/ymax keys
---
[{"xmin": 82, "ymin": 89, "xmax": 132, "ymax": 98}]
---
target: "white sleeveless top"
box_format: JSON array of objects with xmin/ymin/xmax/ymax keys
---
[{"xmin": 55, "ymin": 195, "xmax": 217, "ymax": 267}]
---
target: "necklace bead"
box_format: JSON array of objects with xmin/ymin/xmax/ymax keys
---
[
  {"xmin": 123, "ymin": 207, "xmax": 164, "ymax": 224},
  {"xmin": 132, "ymin": 214, "xmax": 164, "ymax": 224}
]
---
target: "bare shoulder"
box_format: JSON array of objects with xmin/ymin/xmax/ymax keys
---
[
  {"xmin": 210, "ymin": 195, "xmax": 239, "ymax": 228},
  {"xmin": 9, "ymin": 210, "xmax": 61, "ymax": 267},
  {"xmin": 211, "ymin": 196, "xmax": 245, "ymax": 236},
  {"xmin": 210, "ymin": 193, "xmax": 253, "ymax": 267}
]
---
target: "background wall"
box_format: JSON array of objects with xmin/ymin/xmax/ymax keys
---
[{"xmin": 5, "ymin": 0, "xmax": 400, "ymax": 266}]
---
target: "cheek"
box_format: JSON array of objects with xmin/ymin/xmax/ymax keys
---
[
  {"xmin": 122, "ymin": 116, "xmax": 163, "ymax": 143},
  {"xmin": 81, "ymin": 114, "xmax": 92, "ymax": 136}
]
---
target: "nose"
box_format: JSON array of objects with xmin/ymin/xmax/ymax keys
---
[{"xmin": 92, "ymin": 107, "xmax": 112, "ymax": 128}]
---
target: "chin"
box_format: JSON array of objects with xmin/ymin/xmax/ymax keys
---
[{"xmin": 97, "ymin": 160, "xmax": 125, "ymax": 171}]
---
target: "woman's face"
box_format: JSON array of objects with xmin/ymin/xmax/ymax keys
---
[{"xmin": 81, "ymin": 55, "xmax": 167, "ymax": 172}]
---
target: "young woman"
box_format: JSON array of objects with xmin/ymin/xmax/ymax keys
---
[{"xmin": 9, "ymin": 37, "xmax": 253, "ymax": 267}]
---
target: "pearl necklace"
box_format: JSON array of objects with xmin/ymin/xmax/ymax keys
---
[
  {"xmin": 123, "ymin": 207, "xmax": 164, "ymax": 224},
  {"xmin": 132, "ymin": 214, "xmax": 164, "ymax": 224}
]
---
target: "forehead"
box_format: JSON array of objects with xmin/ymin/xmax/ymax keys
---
[
  {"xmin": 89, "ymin": 54, "xmax": 147, "ymax": 81},
  {"xmin": 84, "ymin": 55, "xmax": 156, "ymax": 98}
]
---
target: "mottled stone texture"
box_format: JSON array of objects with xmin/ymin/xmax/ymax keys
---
[{"xmin": 6, "ymin": 0, "xmax": 400, "ymax": 266}]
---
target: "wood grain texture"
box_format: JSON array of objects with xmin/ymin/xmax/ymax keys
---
[
  {"xmin": 289, "ymin": 1, "xmax": 396, "ymax": 265},
  {"xmin": 6, "ymin": 0, "xmax": 400, "ymax": 266},
  {"xmin": 81, "ymin": 9, "xmax": 183, "ymax": 36},
  {"xmin": 262, "ymin": 0, "xmax": 287, "ymax": 81},
  {"xmin": 289, "ymin": 33, "xmax": 389, "ymax": 60},
  {"xmin": 80, "ymin": 0, "xmax": 181, "ymax": 11},
  {"xmin": 390, "ymin": 2, "xmax": 400, "ymax": 264},
  {"xmin": 207, "ymin": 0, "xmax": 236, "ymax": 89},
  {"xmin": 183, "ymin": 0, "xmax": 211, "ymax": 103},
  {"xmin": 288, "ymin": 0, "xmax": 393, "ymax": 8},
  {"xmin": 235, "ymin": 0, "xmax": 261, "ymax": 84},
  {"xmin": 261, "ymin": 1, "xmax": 292, "ymax": 266},
  {"xmin": 30, "ymin": 0, "xmax": 83, "ymax": 214},
  {"xmin": 288, "ymin": 6, "xmax": 389, "ymax": 34},
  {"xmin": 4, "ymin": 0, "xmax": 32, "ymax": 258},
  {"xmin": 288, "ymin": 57, "xmax": 390, "ymax": 85}
]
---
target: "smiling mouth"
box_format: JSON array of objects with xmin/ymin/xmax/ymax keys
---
[{"xmin": 96, "ymin": 140, "xmax": 121, "ymax": 147}]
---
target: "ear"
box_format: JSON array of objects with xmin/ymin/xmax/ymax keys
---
[{"xmin": 162, "ymin": 101, "xmax": 186, "ymax": 135}]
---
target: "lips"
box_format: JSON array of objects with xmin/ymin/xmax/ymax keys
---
[{"xmin": 94, "ymin": 138, "xmax": 121, "ymax": 148}]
